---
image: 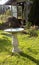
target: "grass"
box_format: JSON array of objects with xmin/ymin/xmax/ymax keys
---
[{"xmin": 0, "ymin": 30, "xmax": 39, "ymax": 65}]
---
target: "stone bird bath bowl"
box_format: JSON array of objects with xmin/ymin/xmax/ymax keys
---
[{"xmin": 4, "ymin": 28, "xmax": 24, "ymax": 53}]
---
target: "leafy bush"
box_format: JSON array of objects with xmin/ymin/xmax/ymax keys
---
[
  {"xmin": 29, "ymin": 29, "xmax": 38, "ymax": 37},
  {"xmin": 25, "ymin": 22, "xmax": 32, "ymax": 29},
  {"xmin": 0, "ymin": 16, "xmax": 22, "ymax": 30}
]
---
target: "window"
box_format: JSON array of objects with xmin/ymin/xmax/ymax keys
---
[
  {"xmin": 17, "ymin": 6, "xmax": 22, "ymax": 19},
  {"xmin": 11, "ymin": 6, "xmax": 17, "ymax": 18}
]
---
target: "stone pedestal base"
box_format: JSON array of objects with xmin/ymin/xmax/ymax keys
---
[{"xmin": 12, "ymin": 34, "xmax": 21, "ymax": 53}]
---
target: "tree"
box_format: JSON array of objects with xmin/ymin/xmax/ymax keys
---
[{"xmin": 28, "ymin": 0, "xmax": 39, "ymax": 25}]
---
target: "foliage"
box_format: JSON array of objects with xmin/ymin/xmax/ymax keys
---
[
  {"xmin": 5, "ymin": 9, "xmax": 11, "ymax": 16},
  {"xmin": 25, "ymin": 22, "xmax": 32, "ymax": 29},
  {"xmin": 28, "ymin": 0, "xmax": 39, "ymax": 25},
  {"xmin": 0, "ymin": 9, "xmax": 11, "ymax": 24},
  {"xmin": 29, "ymin": 29, "xmax": 38, "ymax": 37}
]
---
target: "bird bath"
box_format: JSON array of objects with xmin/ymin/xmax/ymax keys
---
[{"xmin": 4, "ymin": 28, "xmax": 24, "ymax": 53}]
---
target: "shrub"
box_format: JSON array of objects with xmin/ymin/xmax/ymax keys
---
[
  {"xmin": 29, "ymin": 29, "xmax": 38, "ymax": 37},
  {"xmin": 25, "ymin": 22, "xmax": 32, "ymax": 29},
  {"xmin": 0, "ymin": 16, "xmax": 22, "ymax": 30}
]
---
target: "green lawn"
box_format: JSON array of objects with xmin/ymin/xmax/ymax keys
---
[{"xmin": 0, "ymin": 30, "xmax": 39, "ymax": 65}]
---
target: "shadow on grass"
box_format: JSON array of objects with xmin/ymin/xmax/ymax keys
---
[
  {"xmin": 2, "ymin": 52, "xmax": 39, "ymax": 65},
  {"xmin": 1, "ymin": 52, "xmax": 39, "ymax": 65},
  {"xmin": 19, "ymin": 52, "xmax": 39, "ymax": 65},
  {"xmin": 27, "ymin": 48, "xmax": 38, "ymax": 55}
]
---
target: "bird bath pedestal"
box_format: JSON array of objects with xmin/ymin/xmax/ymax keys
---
[{"xmin": 4, "ymin": 28, "xmax": 24, "ymax": 53}]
